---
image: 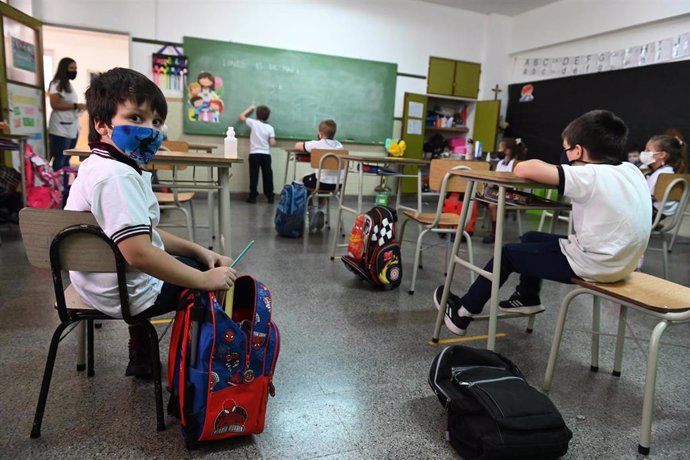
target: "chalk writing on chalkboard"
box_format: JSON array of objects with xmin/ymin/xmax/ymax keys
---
[{"xmin": 183, "ymin": 36, "xmax": 397, "ymax": 144}]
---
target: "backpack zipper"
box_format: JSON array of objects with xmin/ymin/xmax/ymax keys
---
[{"xmin": 456, "ymin": 375, "xmax": 524, "ymax": 387}]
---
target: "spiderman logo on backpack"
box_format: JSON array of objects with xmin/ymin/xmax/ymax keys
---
[{"xmin": 167, "ymin": 276, "xmax": 280, "ymax": 449}]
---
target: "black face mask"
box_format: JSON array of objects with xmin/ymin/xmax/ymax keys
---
[
  {"xmin": 67, "ymin": 71, "xmax": 77, "ymax": 80},
  {"xmin": 560, "ymin": 150, "xmax": 570, "ymax": 165},
  {"xmin": 497, "ymin": 151, "xmax": 506, "ymax": 160}
]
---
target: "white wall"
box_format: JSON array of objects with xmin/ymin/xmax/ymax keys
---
[
  {"xmin": 510, "ymin": 0, "xmax": 690, "ymax": 54},
  {"xmin": 42, "ymin": 26, "xmax": 129, "ymax": 149},
  {"xmin": 31, "ymin": 0, "xmax": 493, "ymax": 194},
  {"xmin": 33, "ymin": 0, "xmax": 488, "ymax": 103},
  {"xmin": 508, "ymin": 13, "xmax": 690, "ymax": 83}
]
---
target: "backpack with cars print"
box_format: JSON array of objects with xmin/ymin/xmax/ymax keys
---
[{"xmin": 342, "ymin": 205, "xmax": 402, "ymax": 290}]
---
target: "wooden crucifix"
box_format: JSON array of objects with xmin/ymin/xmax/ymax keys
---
[{"xmin": 491, "ymin": 84, "xmax": 502, "ymax": 100}]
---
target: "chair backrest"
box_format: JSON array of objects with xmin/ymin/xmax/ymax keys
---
[
  {"xmin": 429, "ymin": 159, "xmax": 491, "ymax": 193},
  {"xmin": 310, "ymin": 148, "xmax": 349, "ymax": 170},
  {"xmin": 19, "ymin": 208, "xmax": 118, "ymax": 272},
  {"xmin": 653, "ymin": 173, "xmax": 690, "ymax": 201},
  {"xmin": 150, "ymin": 140, "xmax": 190, "ymax": 171},
  {"xmin": 652, "ymin": 174, "xmax": 690, "ymax": 231},
  {"xmin": 162, "ymin": 140, "xmax": 190, "ymax": 152}
]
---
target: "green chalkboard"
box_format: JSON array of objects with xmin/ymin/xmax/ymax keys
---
[{"xmin": 182, "ymin": 37, "xmax": 397, "ymax": 144}]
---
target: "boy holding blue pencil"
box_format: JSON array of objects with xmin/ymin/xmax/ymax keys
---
[{"xmin": 65, "ymin": 68, "xmax": 238, "ymax": 378}]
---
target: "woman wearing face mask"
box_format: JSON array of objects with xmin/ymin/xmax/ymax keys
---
[
  {"xmin": 640, "ymin": 134, "xmax": 687, "ymax": 220},
  {"xmin": 483, "ymin": 137, "xmax": 527, "ymax": 244},
  {"xmin": 48, "ymin": 57, "xmax": 86, "ymax": 171}
]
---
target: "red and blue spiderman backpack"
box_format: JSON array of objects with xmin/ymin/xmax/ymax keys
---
[
  {"xmin": 167, "ymin": 275, "xmax": 280, "ymax": 449},
  {"xmin": 342, "ymin": 205, "xmax": 402, "ymax": 290}
]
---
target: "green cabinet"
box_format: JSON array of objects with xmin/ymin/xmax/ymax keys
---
[
  {"xmin": 428, "ymin": 57, "xmax": 480, "ymax": 99},
  {"xmin": 400, "ymin": 93, "xmax": 500, "ymax": 193}
]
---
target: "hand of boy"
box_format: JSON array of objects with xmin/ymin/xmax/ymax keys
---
[
  {"xmin": 197, "ymin": 247, "xmax": 233, "ymax": 269},
  {"xmin": 204, "ymin": 265, "xmax": 237, "ymax": 291}
]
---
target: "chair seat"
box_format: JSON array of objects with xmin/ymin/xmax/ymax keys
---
[
  {"xmin": 574, "ymin": 272, "xmax": 690, "ymax": 313},
  {"xmin": 402, "ymin": 210, "xmax": 461, "ymax": 227},
  {"xmin": 154, "ymin": 191, "xmax": 196, "ymax": 204},
  {"xmin": 64, "ymin": 284, "xmax": 98, "ymax": 311}
]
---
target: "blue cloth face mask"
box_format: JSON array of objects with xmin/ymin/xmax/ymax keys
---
[{"xmin": 110, "ymin": 125, "xmax": 164, "ymax": 164}]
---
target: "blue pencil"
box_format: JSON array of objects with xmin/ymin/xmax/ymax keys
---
[{"xmin": 231, "ymin": 240, "xmax": 255, "ymax": 268}]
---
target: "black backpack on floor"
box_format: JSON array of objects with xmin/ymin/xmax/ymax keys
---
[{"xmin": 429, "ymin": 345, "xmax": 572, "ymax": 460}]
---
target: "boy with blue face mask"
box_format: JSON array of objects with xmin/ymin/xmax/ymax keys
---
[{"xmin": 66, "ymin": 68, "xmax": 237, "ymax": 378}]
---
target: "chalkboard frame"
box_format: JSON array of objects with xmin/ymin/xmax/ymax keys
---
[{"xmin": 182, "ymin": 36, "xmax": 397, "ymax": 144}]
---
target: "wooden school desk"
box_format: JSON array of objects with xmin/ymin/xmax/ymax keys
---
[
  {"xmin": 330, "ymin": 155, "xmax": 430, "ymax": 259},
  {"xmin": 186, "ymin": 142, "xmax": 216, "ymax": 154},
  {"xmin": 175, "ymin": 142, "xmax": 218, "ymax": 247},
  {"xmin": 65, "ymin": 148, "xmax": 243, "ymax": 255},
  {"xmin": 432, "ymin": 170, "xmax": 570, "ymax": 350},
  {"xmin": 282, "ymin": 148, "xmax": 311, "ymax": 185}
]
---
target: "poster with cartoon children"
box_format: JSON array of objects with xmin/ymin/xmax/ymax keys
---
[{"xmin": 188, "ymin": 71, "xmax": 224, "ymax": 123}]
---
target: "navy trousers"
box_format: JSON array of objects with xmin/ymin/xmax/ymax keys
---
[
  {"xmin": 461, "ymin": 231, "xmax": 578, "ymax": 314},
  {"xmin": 248, "ymin": 153, "xmax": 274, "ymax": 198}
]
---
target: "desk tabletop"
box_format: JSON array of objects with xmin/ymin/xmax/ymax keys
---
[
  {"xmin": 65, "ymin": 148, "xmax": 243, "ymax": 166},
  {"xmin": 344, "ymin": 155, "xmax": 430, "ymax": 166},
  {"xmin": 451, "ymin": 170, "xmax": 558, "ymax": 189},
  {"xmin": 0, "ymin": 133, "xmax": 29, "ymax": 140},
  {"xmin": 186, "ymin": 142, "xmax": 217, "ymax": 153}
]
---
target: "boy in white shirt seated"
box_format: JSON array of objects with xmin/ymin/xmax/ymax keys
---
[
  {"xmin": 295, "ymin": 119, "xmax": 343, "ymax": 230},
  {"xmin": 434, "ymin": 110, "xmax": 652, "ymax": 336},
  {"xmin": 66, "ymin": 68, "xmax": 237, "ymax": 377}
]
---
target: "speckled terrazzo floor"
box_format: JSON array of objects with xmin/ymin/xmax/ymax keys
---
[{"xmin": 1, "ymin": 194, "xmax": 689, "ymax": 459}]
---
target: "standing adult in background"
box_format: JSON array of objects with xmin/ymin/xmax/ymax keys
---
[{"xmin": 48, "ymin": 57, "xmax": 86, "ymax": 170}]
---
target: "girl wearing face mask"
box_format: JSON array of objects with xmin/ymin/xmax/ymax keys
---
[
  {"xmin": 48, "ymin": 57, "xmax": 86, "ymax": 171},
  {"xmin": 483, "ymin": 138, "xmax": 527, "ymax": 244},
  {"xmin": 640, "ymin": 135, "xmax": 687, "ymax": 220}
]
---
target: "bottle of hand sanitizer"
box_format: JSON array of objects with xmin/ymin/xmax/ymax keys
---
[{"xmin": 224, "ymin": 127, "xmax": 237, "ymax": 159}]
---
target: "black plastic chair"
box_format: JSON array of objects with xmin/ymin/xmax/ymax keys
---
[{"xmin": 19, "ymin": 208, "xmax": 165, "ymax": 438}]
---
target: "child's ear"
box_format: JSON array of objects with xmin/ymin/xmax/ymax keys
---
[{"xmin": 93, "ymin": 118, "xmax": 110, "ymax": 138}]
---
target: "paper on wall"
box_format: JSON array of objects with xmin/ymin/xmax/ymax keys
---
[
  {"xmin": 406, "ymin": 119, "xmax": 422, "ymax": 136},
  {"xmin": 408, "ymin": 101, "xmax": 423, "ymax": 118}
]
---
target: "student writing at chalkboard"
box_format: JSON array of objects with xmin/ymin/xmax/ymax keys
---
[
  {"xmin": 639, "ymin": 134, "xmax": 687, "ymax": 224},
  {"xmin": 483, "ymin": 138, "xmax": 526, "ymax": 244},
  {"xmin": 240, "ymin": 104, "xmax": 276, "ymax": 203},
  {"xmin": 295, "ymin": 119, "xmax": 343, "ymax": 231}
]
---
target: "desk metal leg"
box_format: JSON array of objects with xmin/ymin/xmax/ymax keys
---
[
  {"xmin": 486, "ymin": 186, "xmax": 507, "ymax": 351},
  {"xmin": 283, "ymin": 153, "xmax": 291, "ymax": 188},
  {"xmin": 330, "ymin": 159, "xmax": 350, "ymax": 260},
  {"xmin": 18, "ymin": 139, "xmax": 27, "ymax": 207},
  {"xmin": 432, "ymin": 180, "xmax": 474, "ymax": 342},
  {"xmin": 357, "ymin": 168, "xmax": 364, "ymax": 212},
  {"xmin": 207, "ymin": 167, "xmax": 216, "ymax": 249},
  {"xmin": 219, "ymin": 167, "xmax": 232, "ymax": 256}
]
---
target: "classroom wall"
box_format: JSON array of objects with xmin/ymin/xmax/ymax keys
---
[
  {"xmin": 42, "ymin": 26, "xmax": 129, "ymax": 150},
  {"xmin": 31, "ymin": 0, "xmax": 497, "ymax": 195},
  {"xmin": 508, "ymin": 14, "xmax": 690, "ymax": 83},
  {"xmin": 509, "ymin": 0, "xmax": 690, "ymax": 54}
]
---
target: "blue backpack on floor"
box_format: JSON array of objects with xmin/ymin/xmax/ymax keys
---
[
  {"xmin": 167, "ymin": 276, "xmax": 280, "ymax": 449},
  {"xmin": 274, "ymin": 182, "xmax": 307, "ymax": 238}
]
